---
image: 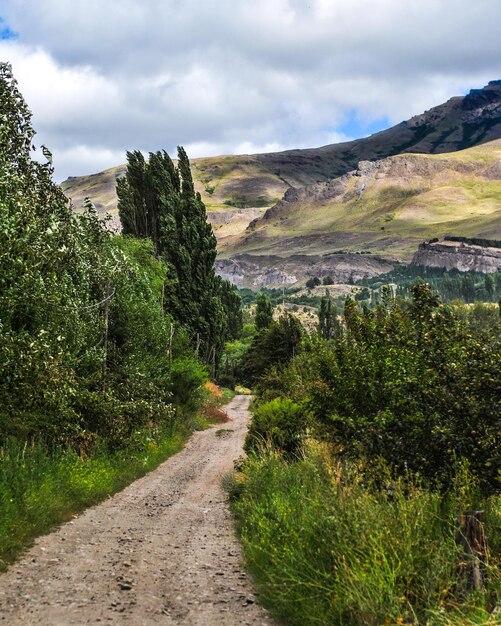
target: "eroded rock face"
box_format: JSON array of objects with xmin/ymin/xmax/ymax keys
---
[
  {"xmin": 215, "ymin": 257, "xmax": 297, "ymax": 288},
  {"xmin": 412, "ymin": 241, "xmax": 501, "ymax": 273},
  {"xmin": 215, "ymin": 253, "xmax": 396, "ymax": 288}
]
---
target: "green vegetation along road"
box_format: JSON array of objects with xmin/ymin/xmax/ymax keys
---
[{"xmin": 0, "ymin": 396, "xmax": 272, "ymax": 626}]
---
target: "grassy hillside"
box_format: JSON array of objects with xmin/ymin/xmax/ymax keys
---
[
  {"xmin": 224, "ymin": 140, "xmax": 501, "ymax": 262},
  {"xmin": 61, "ymin": 81, "xmax": 501, "ymax": 248},
  {"xmin": 61, "ymin": 155, "xmax": 281, "ymax": 240},
  {"xmin": 61, "ymin": 164, "xmax": 127, "ymax": 215}
]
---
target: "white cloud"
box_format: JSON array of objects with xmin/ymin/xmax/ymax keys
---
[
  {"xmin": 49, "ymin": 145, "xmax": 126, "ymax": 182},
  {"xmin": 0, "ymin": 42, "xmax": 119, "ymax": 123},
  {"xmin": 1, "ymin": 0, "xmax": 500, "ymax": 181}
]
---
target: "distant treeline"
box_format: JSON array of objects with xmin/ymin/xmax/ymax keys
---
[
  {"xmin": 358, "ymin": 265, "xmax": 501, "ymax": 304},
  {"xmin": 240, "ymin": 266, "xmax": 501, "ymax": 311},
  {"xmin": 444, "ymin": 235, "xmax": 501, "ymax": 249}
]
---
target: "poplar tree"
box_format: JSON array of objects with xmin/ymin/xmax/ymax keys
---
[
  {"xmin": 117, "ymin": 147, "xmax": 240, "ymax": 362},
  {"xmin": 318, "ymin": 293, "xmax": 340, "ymax": 340},
  {"xmin": 255, "ymin": 293, "xmax": 273, "ymax": 330}
]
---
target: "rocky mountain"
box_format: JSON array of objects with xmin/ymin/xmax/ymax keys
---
[
  {"xmin": 256, "ymin": 82, "xmax": 501, "ymax": 171},
  {"xmin": 411, "ymin": 239, "xmax": 501, "ymax": 273},
  {"xmin": 217, "ymin": 139, "xmax": 501, "ymax": 285},
  {"xmin": 191, "ymin": 79, "xmax": 501, "ymax": 215},
  {"xmin": 61, "ymin": 81, "xmax": 501, "ymax": 287},
  {"xmin": 63, "ymin": 80, "xmax": 501, "ymax": 225}
]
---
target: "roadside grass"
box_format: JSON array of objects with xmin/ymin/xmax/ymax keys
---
[
  {"xmin": 195, "ymin": 383, "xmax": 235, "ymax": 428},
  {"xmin": 230, "ymin": 445, "xmax": 501, "ymax": 626},
  {"xmin": 0, "ymin": 385, "xmax": 235, "ymax": 570},
  {"xmin": 0, "ymin": 427, "xmax": 185, "ymax": 570}
]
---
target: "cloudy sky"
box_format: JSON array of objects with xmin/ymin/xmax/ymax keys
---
[{"xmin": 1, "ymin": 0, "xmax": 500, "ymax": 181}]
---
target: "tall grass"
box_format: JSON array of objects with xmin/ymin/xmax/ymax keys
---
[
  {"xmin": 230, "ymin": 446, "xmax": 501, "ymax": 626},
  {"xmin": 0, "ymin": 427, "xmax": 185, "ymax": 569},
  {"xmin": 0, "ymin": 383, "xmax": 234, "ymax": 569}
]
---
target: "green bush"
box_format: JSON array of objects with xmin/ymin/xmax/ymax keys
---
[
  {"xmin": 242, "ymin": 313, "xmax": 303, "ymax": 386},
  {"xmin": 244, "ymin": 397, "xmax": 309, "ymax": 459},
  {"xmin": 254, "ymin": 285, "xmax": 501, "ymax": 493},
  {"xmin": 231, "ymin": 451, "xmax": 501, "ymax": 626},
  {"xmin": 168, "ymin": 356, "xmax": 208, "ymax": 412}
]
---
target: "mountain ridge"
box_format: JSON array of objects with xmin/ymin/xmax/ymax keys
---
[
  {"xmin": 216, "ymin": 139, "xmax": 501, "ymax": 285},
  {"xmin": 227, "ymin": 139, "xmax": 501, "ymax": 255},
  {"xmin": 61, "ymin": 81, "xmax": 501, "ymax": 286},
  {"xmin": 62, "ymin": 80, "xmax": 501, "ymax": 222}
]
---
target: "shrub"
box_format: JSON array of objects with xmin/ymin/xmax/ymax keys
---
[
  {"xmin": 255, "ymin": 285, "xmax": 501, "ymax": 493},
  {"xmin": 244, "ymin": 398, "xmax": 309, "ymax": 459},
  {"xmin": 168, "ymin": 356, "xmax": 208, "ymax": 412},
  {"xmin": 242, "ymin": 313, "xmax": 303, "ymax": 386},
  {"xmin": 306, "ymin": 277, "xmax": 321, "ymax": 289}
]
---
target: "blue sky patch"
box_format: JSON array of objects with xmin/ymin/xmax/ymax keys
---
[
  {"xmin": 0, "ymin": 18, "xmax": 18, "ymax": 40},
  {"xmin": 338, "ymin": 112, "xmax": 391, "ymax": 140}
]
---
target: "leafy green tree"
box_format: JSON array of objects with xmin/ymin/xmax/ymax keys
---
[
  {"xmin": 117, "ymin": 147, "xmax": 240, "ymax": 364},
  {"xmin": 316, "ymin": 286, "xmax": 500, "ymax": 491},
  {"xmin": 116, "ymin": 151, "xmax": 147, "ymax": 240},
  {"xmin": 306, "ymin": 277, "xmax": 321, "ymax": 289},
  {"xmin": 253, "ymin": 281, "xmax": 501, "ymax": 493},
  {"xmin": 461, "ymin": 274, "xmax": 476, "ymax": 303},
  {"xmin": 484, "ymin": 274, "xmax": 494, "ymax": 301},
  {"xmin": 0, "ymin": 62, "xmax": 107, "ymax": 440},
  {"xmin": 220, "ymin": 278, "xmax": 243, "ymax": 340},
  {"xmin": 0, "ymin": 63, "xmax": 206, "ymax": 448},
  {"xmin": 255, "ymin": 293, "xmax": 273, "ymax": 330},
  {"xmin": 243, "ymin": 313, "xmax": 303, "ymax": 386},
  {"xmin": 318, "ymin": 293, "xmax": 340, "ymax": 340}
]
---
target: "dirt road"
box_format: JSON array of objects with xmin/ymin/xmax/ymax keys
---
[{"xmin": 0, "ymin": 395, "xmax": 272, "ymax": 625}]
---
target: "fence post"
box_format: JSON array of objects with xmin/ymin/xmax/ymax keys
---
[{"xmin": 456, "ymin": 510, "xmax": 487, "ymax": 592}]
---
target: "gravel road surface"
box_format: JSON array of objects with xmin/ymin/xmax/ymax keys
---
[{"xmin": 0, "ymin": 395, "xmax": 272, "ymax": 625}]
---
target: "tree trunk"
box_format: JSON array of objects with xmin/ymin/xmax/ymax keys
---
[{"xmin": 102, "ymin": 280, "xmax": 111, "ymax": 393}]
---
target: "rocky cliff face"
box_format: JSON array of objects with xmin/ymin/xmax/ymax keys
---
[
  {"xmin": 215, "ymin": 253, "xmax": 396, "ymax": 288},
  {"xmin": 411, "ymin": 240, "xmax": 501, "ymax": 273}
]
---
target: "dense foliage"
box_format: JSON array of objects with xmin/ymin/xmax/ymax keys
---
[
  {"xmin": 117, "ymin": 148, "xmax": 242, "ymax": 363},
  {"xmin": 232, "ymin": 285, "xmax": 501, "ymax": 625},
  {"xmin": 242, "ymin": 312, "xmax": 303, "ymax": 386},
  {"xmin": 318, "ymin": 292, "xmax": 341, "ymax": 339},
  {"xmin": 359, "ymin": 266, "xmax": 501, "ymax": 305},
  {"xmin": 443, "ymin": 235, "xmax": 501, "ymax": 249},
  {"xmin": 244, "ymin": 397, "xmax": 309, "ymax": 459},
  {"xmin": 251, "ymin": 285, "xmax": 501, "ymax": 492},
  {"xmin": 254, "ymin": 293, "xmax": 273, "ymax": 330},
  {"xmin": 232, "ymin": 451, "xmax": 501, "ymax": 626},
  {"xmin": 0, "ymin": 63, "xmax": 215, "ymax": 448},
  {"xmin": 239, "ymin": 267, "xmax": 501, "ymax": 316}
]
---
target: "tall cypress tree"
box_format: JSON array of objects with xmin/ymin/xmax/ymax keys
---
[
  {"xmin": 255, "ymin": 293, "xmax": 273, "ymax": 330},
  {"xmin": 117, "ymin": 146, "xmax": 240, "ymax": 363},
  {"xmin": 117, "ymin": 151, "xmax": 148, "ymax": 239},
  {"xmin": 319, "ymin": 292, "xmax": 340, "ymax": 340}
]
